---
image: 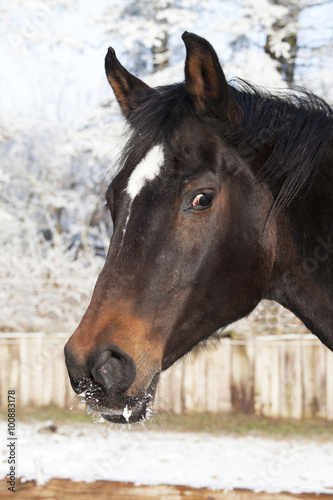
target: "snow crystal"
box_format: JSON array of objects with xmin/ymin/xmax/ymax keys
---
[{"xmin": 122, "ymin": 405, "xmax": 132, "ymax": 423}]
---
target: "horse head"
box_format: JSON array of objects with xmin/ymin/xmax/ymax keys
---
[{"xmin": 64, "ymin": 33, "xmax": 278, "ymax": 423}]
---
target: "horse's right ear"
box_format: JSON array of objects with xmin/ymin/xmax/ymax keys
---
[{"xmin": 105, "ymin": 47, "xmax": 152, "ymax": 119}]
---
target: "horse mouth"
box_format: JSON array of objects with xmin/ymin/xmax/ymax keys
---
[{"xmin": 79, "ymin": 372, "xmax": 160, "ymax": 424}]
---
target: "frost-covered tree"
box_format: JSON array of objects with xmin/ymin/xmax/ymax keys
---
[
  {"xmin": 264, "ymin": 0, "xmax": 300, "ymax": 85},
  {"xmin": 99, "ymin": 0, "xmax": 204, "ymax": 74},
  {"xmin": 263, "ymin": 0, "xmax": 333, "ymax": 87},
  {"xmin": 225, "ymin": 0, "xmax": 333, "ymax": 88},
  {"xmin": 0, "ymin": 118, "xmax": 110, "ymax": 332}
]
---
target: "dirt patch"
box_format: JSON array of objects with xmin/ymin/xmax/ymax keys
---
[{"xmin": 1, "ymin": 479, "xmax": 332, "ymax": 500}]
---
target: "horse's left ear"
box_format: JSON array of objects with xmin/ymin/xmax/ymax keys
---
[
  {"xmin": 182, "ymin": 32, "xmax": 232, "ymax": 120},
  {"xmin": 105, "ymin": 47, "xmax": 152, "ymax": 119}
]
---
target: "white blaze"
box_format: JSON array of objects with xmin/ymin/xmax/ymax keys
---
[
  {"xmin": 117, "ymin": 145, "xmax": 164, "ymax": 253},
  {"xmin": 126, "ymin": 145, "xmax": 164, "ymax": 200}
]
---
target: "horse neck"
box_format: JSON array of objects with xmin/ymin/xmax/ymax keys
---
[
  {"xmin": 287, "ymin": 140, "xmax": 333, "ymax": 280},
  {"xmin": 266, "ymin": 140, "xmax": 333, "ymax": 350}
]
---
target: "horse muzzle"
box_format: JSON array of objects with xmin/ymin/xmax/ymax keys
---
[{"xmin": 64, "ymin": 339, "xmax": 160, "ymax": 423}]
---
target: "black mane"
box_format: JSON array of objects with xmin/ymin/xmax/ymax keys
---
[
  {"xmin": 230, "ymin": 80, "xmax": 333, "ymax": 214},
  {"xmin": 119, "ymin": 79, "xmax": 333, "ymax": 214}
]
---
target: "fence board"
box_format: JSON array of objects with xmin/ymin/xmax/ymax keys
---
[
  {"xmin": 254, "ymin": 343, "xmax": 280, "ymax": 417},
  {"xmin": 19, "ymin": 337, "xmax": 29, "ymax": 406},
  {"xmin": 206, "ymin": 341, "xmax": 232, "ymax": 413},
  {"xmin": 301, "ymin": 343, "xmax": 317, "ymax": 418},
  {"xmin": 30, "ymin": 338, "xmax": 42, "ymax": 406},
  {"xmin": 182, "ymin": 354, "xmax": 208, "ymax": 412},
  {"xmin": 0, "ymin": 344, "xmax": 10, "ymax": 402},
  {"xmin": 326, "ymin": 349, "xmax": 333, "ymax": 420},
  {"xmin": 157, "ymin": 361, "xmax": 184, "ymax": 414},
  {"xmin": 314, "ymin": 345, "xmax": 327, "ymax": 419},
  {"xmin": 231, "ymin": 343, "xmax": 254, "ymax": 413},
  {"xmin": 41, "ymin": 343, "xmax": 53, "ymax": 406},
  {"xmin": 279, "ymin": 340, "xmax": 302, "ymax": 419},
  {"xmin": 9, "ymin": 344, "xmax": 19, "ymax": 392},
  {"xmin": 1, "ymin": 333, "xmax": 333, "ymax": 420}
]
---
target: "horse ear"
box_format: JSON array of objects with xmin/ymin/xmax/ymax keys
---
[
  {"xmin": 182, "ymin": 32, "xmax": 230, "ymax": 120},
  {"xmin": 105, "ymin": 47, "xmax": 152, "ymax": 119}
]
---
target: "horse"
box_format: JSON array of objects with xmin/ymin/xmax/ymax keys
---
[{"xmin": 64, "ymin": 32, "xmax": 333, "ymax": 424}]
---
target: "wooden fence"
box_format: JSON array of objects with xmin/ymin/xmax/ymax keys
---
[{"xmin": 1, "ymin": 333, "xmax": 333, "ymax": 419}]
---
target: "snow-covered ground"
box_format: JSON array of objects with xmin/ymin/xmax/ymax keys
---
[{"xmin": 1, "ymin": 421, "xmax": 333, "ymax": 494}]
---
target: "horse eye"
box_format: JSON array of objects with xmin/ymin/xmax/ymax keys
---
[{"xmin": 191, "ymin": 193, "xmax": 213, "ymax": 209}]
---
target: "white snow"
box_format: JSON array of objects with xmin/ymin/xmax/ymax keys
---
[
  {"xmin": 122, "ymin": 405, "xmax": 132, "ymax": 423},
  {"xmin": 1, "ymin": 421, "xmax": 333, "ymax": 494}
]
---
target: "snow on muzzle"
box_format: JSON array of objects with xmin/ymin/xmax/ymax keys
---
[
  {"xmin": 65, "ymin": 350, "xmax": 161, "ymax": 423},
  {"xmin": 64, "ymin": 312, "xmax": 163, "ymax": 423}
]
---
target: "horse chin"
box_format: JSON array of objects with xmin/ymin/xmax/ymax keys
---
[
  {"xmin": 100, "ymin": 372, "xmax": 160, "ymax": 424},
  {"xmin": 101, "ymin": 402, "xmax": 147, "ymax": 424}
]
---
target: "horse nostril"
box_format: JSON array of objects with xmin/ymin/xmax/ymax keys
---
[
  {"xmin": 64, "ymin": 342, "xmax": 90, "ymax": 395},
  {"xmin": 90, "ymin": 345, "xmax": 136, "ymax": 394}
]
